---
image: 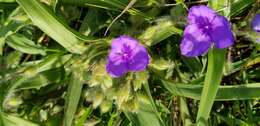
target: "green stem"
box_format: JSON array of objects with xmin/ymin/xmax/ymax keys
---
[{"xmin": 196, "ymin": 49, "xmax": 226, "ymax": 125}]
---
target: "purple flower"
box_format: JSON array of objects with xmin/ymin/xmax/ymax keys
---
[
  {"xmin": 180, "ymin": 5, "xmax": 234, "ymax": 57},
  {"xmin": 252, "ymin": 14, "xmax": 260, "ymax": 32},
  {"xmin": 106, "ymin": 36, "xmax": 149, "ymax": 77}
]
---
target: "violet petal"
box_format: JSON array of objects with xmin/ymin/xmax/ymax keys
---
[
  {"xmin": 210, "ymin": 15, "xmax": 234, "ymax": 48},
  {"xmin": 252, "ymin": 14, "xmax": 260, "ymax": 32},
  {"xmin": 106, "ymin": 59, "xmax": 128, "ymax": 77},
  {"xmin": 188, "ymin": 5, "xmax": 216, "ymax": 25},
  {"xmin": 180, "ymin": 24, "xmax": 211, "ymax": 57},
  {"xmin": 128, "ymin": 45, "xmax": 149, "ymax": 71}
]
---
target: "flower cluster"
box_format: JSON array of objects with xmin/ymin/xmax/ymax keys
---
[
  {"xmin": 106, "ymin": 6, "xmax": 238, "ymax": 77},
  {"xmin": 180, "ymin": 5, "xmax": 234, "ymax": 57}
]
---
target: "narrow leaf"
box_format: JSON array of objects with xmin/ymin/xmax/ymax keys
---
[
  {"xmin": 6, "ymin": 33, "xmax": 46, "ymax": 55},
  {"xmin": 196, "ymin": 49, "xmax": 226, "ymax": 125},
  {"xmin": 16, "ymin": 0, "xmax": 89, "ymax": 54},
  {"xmin": 162, "ymin": 81, "xmax": 260, "ymax": 101},
  {"xmin": 139, "ymin": 19, "xmax": 182, "ymax": 46},
  {"xmin": 64, "ymin": 72, "xmax": 83, "ymax": 126},
  {"xmin": 0, "ymin": 21, "xmax": 24, "ymax": 55},
  {"xmin": 2, "ymin": 113, "xmax": 39, "ymax": 126}
]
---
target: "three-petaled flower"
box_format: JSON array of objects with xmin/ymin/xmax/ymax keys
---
[
  {"xmin": 180, "ymin": 5, "xmax": 235, "ymax": 57},
  {"xmin": 252, "ymin": 14, "xmax": 260, "ymax": 33},
  {"xmin": 106, "ymin": 36, "xmax": 149, "ymax": 77}
]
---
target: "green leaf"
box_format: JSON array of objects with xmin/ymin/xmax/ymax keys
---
[
  {"xmin": 0, "ymin": 6, "xmax": 30, "ymax": 55},
  {"xmin": 24, "ymin": 54, "xmax": 71, "ymax": 74},
  {"xmin": 139, "ymin": 19, "xmax": 182, "ymax": 46},
  {"xmin": 230, "ymin": 0, "xmax": 256, "ymax": 17},
  {"xmin": 64, "ymin": 72, "xmax": 84, "ymax": 126},
  {"xmin": 2, "ymin": 113, "xmax": 39, "ymax": 126},
  {"xmin": 0, "ymin": 21, "xmax": 25, "ymax": 55},
  {"xmin": 17, "ymin": 67, "xmax": 64, "ymax": 90},
  {"xmin": 196, "ymin": 49, "xmax": 226, "ymax": 125},
  {"xmin": 162, "ymin": 81, "xmax": 260, "ymax": 101},
  {"xmin": 16, "ymin": 0, "xmax": 90, "ymax": 54},
  {"xmin": 75, "ymin": 107, "xmax": 92, "ymax": 126},
  {"xmin": 6, "ymin": 33, "xmax": 46, "ymax": 55},
  {"xmin": 124, "ymin": 94, "xmax": 165, "ymax": 126},
  {"xmin": 0, "ymin": 0, "xmax": 15, "ymax": 3},
  {"xmin": 5, "ymin": 51, "xmax": 22, "ymax": 68}
]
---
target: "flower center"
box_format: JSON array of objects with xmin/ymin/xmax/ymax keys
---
[
  {"xmin": 197, "ymin": 18, "xmax": 213, "ymax": 35},
  {"xmin": 204, "ymin": 25, "xmax": 209, "ymax": 30},
  {"xmin": 121, "ymin": 44, "xmax": 133, "ymax": 61},
  {"xmin": 122, "ymin": 52, "xmax": 130, "ymax": 60},
  {"xmin": 201, "ymin": 23, "xmax": 212, "ymax": 35}
]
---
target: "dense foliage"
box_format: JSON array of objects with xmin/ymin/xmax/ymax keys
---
[{"xmin": 0, "ymin": 0, "xmax": 259, "ymax": 126}]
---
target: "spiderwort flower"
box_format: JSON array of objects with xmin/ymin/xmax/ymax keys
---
[
  {"xmin": 180, "ymin": 5, "xmax": 234, "ymax": 57},
  {"xmin": 106, "ymin": 36, "xmax": 149, "ymax": 77},
  {"xmin": 252, "ymin": 14, "xmax": 260, "ymax": 32}
]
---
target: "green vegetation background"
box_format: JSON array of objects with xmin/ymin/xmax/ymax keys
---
[{"xmin": 0, "ymin": 0, "xmax": 259, "ymax": 126}]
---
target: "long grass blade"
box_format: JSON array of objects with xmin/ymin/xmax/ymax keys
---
[
  {"xmin": 196, "ymin": 49, "xmax": 226, "ymax": 125},
  {"xmin": 1, "ymin": 113, "xmax": 39, "ymax": 126},
  {"xmin": 16, "ymin": 0, "xmax": 89, "ymax": 54},
  {"xmin": 162, "ymin": 81, "xmax": 260, "ymax": 101},
  {"xmin": 6, "ymin": 33, "xmax": 46, "ymax": 55},
  {"xmin": 64, "ymin": 72, "xmax": 83, "ymax": 126}
]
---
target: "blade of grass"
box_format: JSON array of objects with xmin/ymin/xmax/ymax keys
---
[
  {"xmin": 16, "ymin": 0, "xmax": 90, "ymax": 54},
  {"xmin": 64, "ymin": 71, "xmax": 83, "ymax": 126},
  {"xmin": 139, "ymin": 19, "xmax": 183, "ymax": 46},
  {"xmin": 1, "ymin": 113, "xmax": 38, "ymax": 126},
  {"xmin": 162, "ymin": 81, "xmax": 260, "ymax": 101},
  {"xmin": 0, "ymin": 21, "xmax": 25, "ymax": 55},
  {"xmin": 230, "ymin": 0, "xmax": 255, "ymax": 17},
  {"xmin": 0, "ymin": 0, "xmax": 15, "ymax": 2},
  {"xmin": 196, "ymin": 49, "xmax": 226, "ymax": 125},
  {"xmin": 75, "ymin": 107, "xmax": 93, "ymax": 126},
  {"xmin": 6, "ymin": 33, "xmax": 46, "ymax": 55}
]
